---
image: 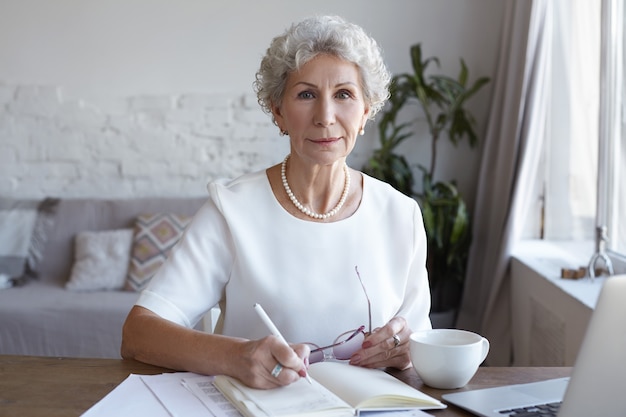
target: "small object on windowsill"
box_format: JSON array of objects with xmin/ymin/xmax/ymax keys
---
[
  {"xmin": 561, "ymin": 267, "xmax": 586, "ymax": 279},
  {"xmin": 561, "ymin": 266, "xmax": 608, "ymax": 280},
  {"xmin": 588, "ymin": 226, "xmax": 614, "ymax": 281},
  {"xmin": 0, "ymin": 274, "xmax": 13, "ymax": 290},
  {"xmin": 539, "ymin": 182, "xmax": 545, "ymax": 240}
]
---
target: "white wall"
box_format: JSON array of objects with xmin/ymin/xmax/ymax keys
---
[{"xmin": 0, "ymin": 0, "xmax": 505, "ymax": 203}]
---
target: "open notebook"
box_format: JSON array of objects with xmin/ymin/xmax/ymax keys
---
[
  {"xmin": 209, "ymin": 361, "xmax": 446, "ymax": 417},
  {"xmin": 442, "ymin": 274, "xmax": 626, "ymax": 417}
]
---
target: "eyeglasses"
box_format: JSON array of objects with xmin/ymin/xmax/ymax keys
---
[
  {"xmin": 305, "ymin": 266, "xmax": 372, "ymax": 364},
  {"xmin": 307, "ymin": 325, "xmax": 366, "ymax": 363}
]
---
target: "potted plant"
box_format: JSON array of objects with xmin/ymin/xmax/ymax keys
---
[{"xmin": 363, "ymin": 43, "xmax": 489, "ymax": 325}]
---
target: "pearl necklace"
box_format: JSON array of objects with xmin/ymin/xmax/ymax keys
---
[{"xmin": 281, "ymin": 155, "xmax": 351, "ymax": 220}]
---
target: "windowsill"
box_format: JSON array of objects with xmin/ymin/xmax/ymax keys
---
[
  {"xmin": 510, "ymin": 239, "xmax": 607, "ymax": 366},
  {"xmin": 511, "ymin": 239, "xmax": 606, "ymax": 309}
]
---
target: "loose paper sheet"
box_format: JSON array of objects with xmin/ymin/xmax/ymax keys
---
[
  {"xmin": 81, "ymin": 374, "xmax": 170, "ymax": 417},
  {"xmin": 141, "ymin": 372, "xmax": 224, "ymax": 416}
]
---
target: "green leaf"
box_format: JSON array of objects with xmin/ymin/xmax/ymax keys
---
[
  {"xmin": 450, "ymin": 200, "xmax": 468, "ymax": 244},
  {"xmin": 458, "ymin": 59, "xmax": 468, "ymax": 87}
]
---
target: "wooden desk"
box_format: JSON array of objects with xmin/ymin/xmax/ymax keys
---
[{"xmin": 0, "ymin": 355, "xmax": 571, "ymax": 417}]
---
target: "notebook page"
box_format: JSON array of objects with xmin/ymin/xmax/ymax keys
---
[
  {"xmin": 213, "ymin": 374, "xmax": 353, "ymax": 417},
  {"xmin": 308, "ymin": 362, "xmax": 445, "ymax": 410}
]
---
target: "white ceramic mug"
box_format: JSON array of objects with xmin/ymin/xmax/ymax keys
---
[{"xmin": 410, "ymin": 329, "xmax": 489, "ymax": 389}]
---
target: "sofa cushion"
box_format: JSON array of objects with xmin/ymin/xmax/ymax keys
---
[
  {"xmin": 66, "ymin": 228, "xmax": 134, "ymax": 291},
  {"xmin": 126, "ymin": 213, "xmax": 191, "ymax": 292},
  {"xmin": 0, "ymin": 198, "xmax": 59, "ymax": 282},
  {"xmin": 0, "ymin": 280, "xmax": 140, "ymax": 358},
  {"xmin": 38, "ymin": 197, "xmax": 206, "ymax": 285}
]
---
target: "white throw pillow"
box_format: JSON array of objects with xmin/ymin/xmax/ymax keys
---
[{"xmin": 66, "ymin": 229, "xmax": 134, "ymax": 291}]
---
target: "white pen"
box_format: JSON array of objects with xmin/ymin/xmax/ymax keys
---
[{"xmin": 253, "ymin": 303, "xmax": 313, "ymax": 384}]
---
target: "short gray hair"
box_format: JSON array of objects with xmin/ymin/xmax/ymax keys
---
[{"xmin": 254, "ymin": 15, "xmax": 391, "ymax": 122}]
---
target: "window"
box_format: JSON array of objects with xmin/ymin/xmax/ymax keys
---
[
  {"xmin": 600, "ymin": 0, "xmax": 626, "ymax": 264},
  {"xmin": 532, "ymin": 0, "xmax": 625, "ymax": 272},
  {"xmin": 542, "ymin": 0, "xmax": 599, "ymax": 241}
]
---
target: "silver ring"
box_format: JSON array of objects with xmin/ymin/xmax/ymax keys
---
[
  {"xmin": 392, "ymin": 334, "xmax": 401, "ymax": 348},
  {"xmin": 271, "ymin": 363, "xmax": 283, "ymax": 378}
]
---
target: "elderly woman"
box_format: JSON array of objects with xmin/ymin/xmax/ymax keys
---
[{"xmin": 121, "ymin": 15, "xmax": 431, "ymax": 389}]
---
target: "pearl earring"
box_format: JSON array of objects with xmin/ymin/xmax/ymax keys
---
[{"xmin": 359, "ymin": 128, "xmax": 365, "ymax": 136}]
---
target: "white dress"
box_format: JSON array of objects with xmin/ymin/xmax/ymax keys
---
[{"xmin": 135, "ymin": 169, "xmax": 431, "ymax": 348}]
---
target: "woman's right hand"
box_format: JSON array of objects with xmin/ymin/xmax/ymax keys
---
[
  {"xmin": 232, "ymin": 336, "xmax": 311, "ymax": 389},
  {"xmin": 122, "ymin": 306, "xmax": 309, "ymax": 389}
]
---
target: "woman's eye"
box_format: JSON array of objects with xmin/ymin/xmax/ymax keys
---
[
  {"xmin": 336, "ymin": 90, "xmax": 353, "ymax": 99},
  {"xmin": 297, "ymin": 91, "xmax": 314, "ymax": 99}
]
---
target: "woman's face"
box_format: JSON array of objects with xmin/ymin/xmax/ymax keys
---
[{"xmin": 272, "ymin": 54, "xmax": 370, "ymax": 166}]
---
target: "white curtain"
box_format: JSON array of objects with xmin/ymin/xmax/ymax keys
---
[{"xmin": 456, "ymin": 0, "xmax": 552, "ymax": 365}]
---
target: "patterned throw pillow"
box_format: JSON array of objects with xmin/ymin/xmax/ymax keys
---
[{"xmin": 125, "ymin": 213, "xmax": 191, "ymax": 292}]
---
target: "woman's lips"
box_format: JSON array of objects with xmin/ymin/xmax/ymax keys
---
[{"xmin": 310, "ymin": 137, "xmax": 340, "ymax": 143}]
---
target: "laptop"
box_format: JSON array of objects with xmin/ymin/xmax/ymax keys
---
[{"xmin": 442, "ymin": 274, "xmax": 626, "ymax": 417}]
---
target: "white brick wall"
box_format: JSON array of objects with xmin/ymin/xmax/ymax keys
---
[{"xmin": 0, "ymin": 83, "xmax": 296, "ymax": 198}]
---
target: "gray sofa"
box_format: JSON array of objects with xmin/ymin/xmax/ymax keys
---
[{"xmin": 0, "ymin": 196, "xmax": 206, "ymax": 358}]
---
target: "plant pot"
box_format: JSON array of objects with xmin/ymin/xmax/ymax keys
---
[{"xmin": 430, "ymin": 280, "xmax": 463, "ymax": 312}]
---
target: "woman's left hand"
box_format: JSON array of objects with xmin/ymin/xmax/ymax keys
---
[{"xmin": 348, "ymin": 316, "xmax": 413, "ymax": 370}]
